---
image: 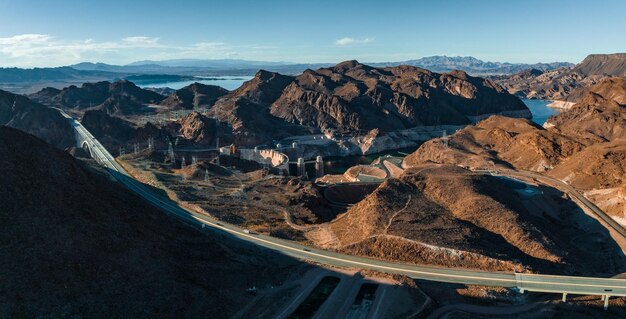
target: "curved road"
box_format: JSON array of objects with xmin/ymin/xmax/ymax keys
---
[
  {"xmin": 499, "ymin": 169, "xmax": 626, "ymax": 239},
  {"xmin": 59, "ymin": 110, "xmax": 626, "ymax": 299}
]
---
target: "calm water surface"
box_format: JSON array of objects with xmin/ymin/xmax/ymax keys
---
[
  {"xmin": 523, "ymin": 99, "xmax": 559, "ymax": 125},
  {"xmin": 136, "ymin": 76, "xmax": 252, "ymax": 91}
]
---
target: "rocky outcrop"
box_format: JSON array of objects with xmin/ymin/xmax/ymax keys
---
[
  {"xmin": 210, "ymin": 61, "xmax": 530, "ymax": 146},
  {"xmin": 210, "ymin": 69, "xmax": 309, "ymax": 145},
  {"xmin": 29, "ymin": 80, "xmax": 164, "ymax": 115},
  {"xmin": 158, "ymin": 83, "xmax": 228, "ymax": 110},
  {"xmin": 545, "ymin": 77, "xmax": 626, "ymax": 144},
  {"xmin": 572, "ymin": 53, "xmax": 626, "ymax": 77},
  {"xmin": 81, "ymin": 109, "xmax": 168, "ymax": 151},
  {"xmin": 404, "ymin": 116, "xmax": 583, "ymax": 172},
  {"xmin": 0, "ymin": 89, "xmax": 73, "ymax": 148},
  {"xmin": 493, "ymin": 53, "xmax": 626, "ymax": 101},
  {"xmin": 271, "ymin": 62, "xmax": 529, "ymax": 133},
  {"xmin": 174, "ymin": 111, "xmax": 219, "ymax": 144}
]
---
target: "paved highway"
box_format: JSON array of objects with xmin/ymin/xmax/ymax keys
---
[
  {"xmin": 58, "ymin": 110, "xmax": 626, "ymax": 302},
  {"xmin": 499, "ymin": 169, "xmax": 626, "ymax": 239}
]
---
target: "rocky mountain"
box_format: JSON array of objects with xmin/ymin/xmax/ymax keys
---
[
  {"xmin": 0, "ymin": 125, "xmax": 302, "ymax": 317},
  {"xmin": 210, "ymin": 61, "xmax": 530, "ymax": 146},
  {"xmin": 491, "ymin": 68, "xmax": 584, "ymax": 100},
  {"xmin": 81, "ymin": 109, "xmax": 229, "ymax": 151},
  {"xmin": 406, "ymin": 77, "xmax": 626, "ymax": 226},
  {"xmin": 572, "ymin": 53, "xmax": 626, "ymax": 77},
  {"xmin": 493, "ymin": 53, "xmax": 626, "ymax": 101},
  {"xmin": 209, "ymin": 69, "xmax": 309, "ymax": 145},
  {"xmin": 158, "ymin": 82, "xmax": 229, "ymax": 110},
  {"xmin": 316, "ymin": 164, "xmax": 624, "ymax": 274},
  {"xmin": 80, "ymin": 109, "xmax": 167, "ymax": 151},
  {"xmin": 0, "ymin": 89, "xmax": 73, "ymax": 148},
  {"xmin": 29, "ymin": 80, "xmax": 165, "ymax": 115},
  {"xmin": 170, "ymin": 111, "xmax": 221, "ymax": 144},
  {"xmin": 404, "ymin": 115, "xmax": 583, "ymax": 172},
  {"xmin": 545, "ymin": 77, "xmax": 626, "ymax": 143},
  {"xmin": 371, "ymin": 56, "xmax": 573, "ymax": 75},
  {"xmin": 547, "ymin": 140, "xmax": 626, "ymax": 220}
]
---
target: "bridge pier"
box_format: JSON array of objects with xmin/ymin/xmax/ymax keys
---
[
  {"xmin": 562, "ymin": 293, "xmax": 567, "ymax": 302},
  {"xmin": 604, "ymin": 295, "xmax": 610, "ymax": 310},
  {"xmin": 315, "ymin": 155, "xmax": 324, "ymax": 177},
  {"xmin": 297, "ymin": 157, "xmax": 305, "ymax": 177}
]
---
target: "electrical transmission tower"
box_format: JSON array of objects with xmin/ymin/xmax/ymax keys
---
[{"xmin": 168, "ymin": 141, "xmax": 175, "ymax": 160}]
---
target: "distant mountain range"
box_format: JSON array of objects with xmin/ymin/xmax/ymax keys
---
[
  {"xmin": 72, "ymin": 56, "xmax": 573, "ymax": 76},
  {"xmin": 368, "ymin": 56, "xmax": 573, "ymax": 75},
  {"xmin": 0, "ymin": 56, "xmax": 574, "ymax": 90}
]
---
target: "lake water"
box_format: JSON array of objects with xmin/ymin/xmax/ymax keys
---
[
  {"xmin": 523, "ymin": 99, "xmax": 559, "ymax": 125},
  {"xmin": 135, "ymin": 76, "xmax": 252, "ymax": 91}
]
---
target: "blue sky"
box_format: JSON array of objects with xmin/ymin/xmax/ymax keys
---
[{"xmin": 0, "ymin": 0, "xmax": 624, "ymax": 67}]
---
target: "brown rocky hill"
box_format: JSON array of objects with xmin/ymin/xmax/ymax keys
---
[
  {"xmin": 494, "ymin": 53, "xmax": 626, "ymax": 101},
  {"xmin": 406, "ymin": 78, "xmax": 626, "ymax": 228},
  {"xmin": 81, "ymin": 109, "xmax": 230, "ymax": 151},
  {"xmin": 169, "ymin": 111, "xmax": 222, "ymax": 145},
  {"xmin": 0, "ymin": 126, "xmax": 302, "ymax": 317},
  {"xmin": 492, "ymin": 67, "xmax": 585, "ymax": 100},
  {"xmin": 209, "ymin": 69, "xmax": 311, "ymax": 145},
  {"xmin": 271, "ymin": 61, "xmax": 529, "ymax": 133},
  {"xmin": 572, "ymin": 53, "xmax": 626, "ymax": 77},
  {"xmin": 545, "ymin": 77, "xmax": 626, "ymax": 143},
  {"xmin": 158, "ymin": 82, "xmax": 229, "ymax": 110},
  {"xmin": 547, "ymin": 140, "xmax": 626, "ymax": 220},
  {"xmin": 404, "ymin": 115, "xmax": 582, "ymax": 171},
  {"xmin": 29, "ymin": 80, "xmax": 164, "ymax": 115},
  {"xmin": 209, "ymin": 61, "xmax": 530, "ymax": 146},
  {"xmin": 0, "ymin": 89, "xmax": 73, "ymax": 148},
  {"xmin": 320, "ymin": 164, "xmax": 624, "ymax": 274},
  {"xmin": 80, "ymin": 109, "xmax": 168, "ymax": 151}
]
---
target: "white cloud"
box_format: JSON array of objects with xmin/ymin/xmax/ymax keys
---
[
  {"xmin": 0, "ymin": 34, "xmax": 263, "ymax": 67},
  {"xmin": 0, "ymin": 34, "xmax": 52, "ymax": 45},
  {"xmin": 335, "ymin": 37, "xmax": 374, "ymax": 46},
  {"xmin": 122, "ymin": 36, "xmax": 161, "ymax": 46}
]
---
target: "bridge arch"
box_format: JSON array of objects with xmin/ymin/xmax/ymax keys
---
[{"xmin": 81, "ymin": 140, "xmax": 93, "ymax": 158}]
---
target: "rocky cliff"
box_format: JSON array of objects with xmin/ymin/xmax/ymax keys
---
[
  {"xmin": 158, "ymin": 82, "xmax": 228, "ymax": 110},
  {"xmin": 210, "ymin": 61, "xmax": 530, "ymax": 146},
  {"xmin": 0, "ymin": 89, "xmax": 73, "ymax": 148},
  {"xmin": 404, "ymin": 115, "xmax": 583, "ymax": 171},
  {"xmin": 545, "ymin": 77, "xmax": 626, "ymax": 143},
  {"xmin": 494, "ymin": 53, "xmax": 626, "ymax": 101}
]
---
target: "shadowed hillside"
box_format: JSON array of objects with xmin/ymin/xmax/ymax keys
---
[{"xmin": 0, "ymin": 126, "xmax": 305, "ymax": 317}]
